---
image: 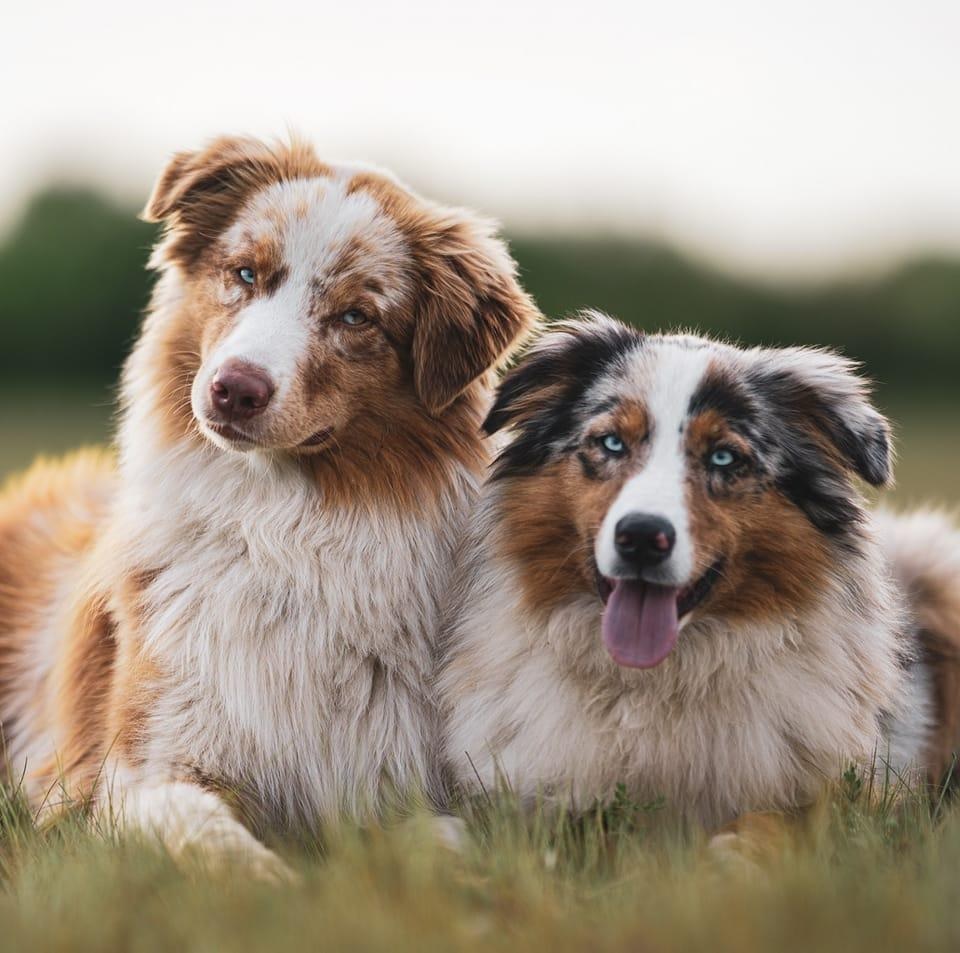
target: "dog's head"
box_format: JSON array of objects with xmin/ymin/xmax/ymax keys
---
[
  {"xmin": 141, "ymin": 135, "xmax": 538, "ymax": 455},
  {"xmin": 486, "ymin": 312, "xmax": 892, "ymax": 669}
]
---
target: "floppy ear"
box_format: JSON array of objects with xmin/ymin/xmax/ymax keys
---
[
  {"xmin": 748, "ymin": 347, "xmax": 893, "ymax": 487},
  {"xmin": 410, "ymin": 210, "xmax": 541, "ymax": 415},
  {"xmin": 485, "ymin": 313, "xmax": 642, "ymax": 477},
  {"xmin": 142, "ymin": 135, "xmax": 322, "ymax": 266},
  {"xmin": 485, "ymin": 312, "xmax": 640, "ymax": 434}
]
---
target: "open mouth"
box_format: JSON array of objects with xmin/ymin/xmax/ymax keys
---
[{"xmin": 595, "ymin": 560, "xmax": 723, "ymax": 669}]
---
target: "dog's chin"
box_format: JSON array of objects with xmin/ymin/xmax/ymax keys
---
[{"xmin": 200, "ymin": 420, "xmax": 262, "ymax": 452}]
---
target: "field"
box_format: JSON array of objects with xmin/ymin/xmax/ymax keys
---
[
  {"xmin": 0, "ymin": 392, "xmax": 958, "ymax": 952},
  {"xmin": 2, "ymin": 778, "xmax": 960, "ymax": 952}
]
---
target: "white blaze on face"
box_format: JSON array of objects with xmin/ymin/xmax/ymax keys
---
[
  {"xmin": 595, "ymin": 342, "xmax": 713, "ymax": 586},
  {"xmin": 191, "ymin": 171, "xmax": 409, "ymax": 425}
]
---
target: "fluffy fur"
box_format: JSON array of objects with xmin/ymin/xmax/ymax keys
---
[
  {"xmin": 0, "ymin": 135, "xmax": 539, "ymax": 875},
  {"xmin": 440, "ymin": 313, "xmax": 959, "ymax": 830}
]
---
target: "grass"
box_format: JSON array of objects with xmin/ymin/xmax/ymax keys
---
[
  {"xmin": 2, "ymin": 773, "xmax": 960, "ymax": 952},
  {"xmin": 0, "ymin": 392, "xmax": 957, "ymax": 950}
]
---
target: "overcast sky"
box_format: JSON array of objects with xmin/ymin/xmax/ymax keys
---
[{"xmin": 2, "ymin": 0, "xmax": 959, "ymax": 276}]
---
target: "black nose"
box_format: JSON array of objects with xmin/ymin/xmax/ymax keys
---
[
  {"xmin": 614, "ymin": 514, "xmax": 676, "ymax": 567},
  {"xmin": 210, "ymin": 361, "xmax": 275, "ymax": 421}
]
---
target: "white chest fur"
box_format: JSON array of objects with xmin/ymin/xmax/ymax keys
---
[
  {"xmin": 441, "ymin": 523, "xmax": 913, "ymax": 828},
  {"xmin": 118, "ymin": 442, "xmax": 469, "ymax": 829}
]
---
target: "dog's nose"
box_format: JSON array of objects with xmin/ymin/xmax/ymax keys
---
[
  {"xmin": 210, "ymin": 361, "xmax": 275, "ymax": 420},
  {"xmin": 614, "ymin": 514, "xmax": 676, "ymax": 567}
]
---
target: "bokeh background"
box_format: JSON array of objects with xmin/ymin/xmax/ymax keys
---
[{"xmin": 1, "ymin": 0, "xmax": 957, "ymax": 505}]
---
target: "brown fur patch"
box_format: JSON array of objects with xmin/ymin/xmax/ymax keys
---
[
  {"xmin": 44, "ymin": 585, "xmax": 117, "ymax": 797},
  {"xmin": 709, "ymin": 810, "xmax": 800, "ymax": 866},
  {"xmin": 143, "ymin": 135, "xmax": 334, "ymax": 268},
  {"xmin": 134, "ymin": 139, "xmax": 540, "ymax": 511},
  {"xmin": 0, "ymin": 452, "xmax": 119, "ymax": 802},
  {"xmin": 0, "ymin": 452, "xmax": 116, "ymax": 771},
  {"xmin": 913, "ymin": 578, "xmax": 960, "ymax": 781},
  {"xmin": 498, "ymin": 401, "xmax": 651, "ymax": 613},
  {"xmin": 347, "ymin": 169, "xmax": 541, "ymax": 414},
  {"xmin": 684, "ymin": 410, "xmax": 832, "ymax": 622}
]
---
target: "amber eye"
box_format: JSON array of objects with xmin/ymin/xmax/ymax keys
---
[
  {"xmin": 341, "ymin": 310, "xmax": 368, "ymax": 327},
  {"xmin": 238, "ymin": 267, "xmax": 256, "ymax": 286}
]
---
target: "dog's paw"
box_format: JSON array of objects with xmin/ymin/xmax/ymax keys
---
[
  {"xmin": 706, "ymin": 811, "xmax": 794, "ymax": 874},
  {"xmin": 247, "ymin": 848, "xmax": 302, "ymax": 887},
  {"xmin": 706, "ymin": 830, "xmax": 764, "ymax": 876},
  {"xmin": 425, "ymin": 814, "xmax": 469, "ymax": 854}
]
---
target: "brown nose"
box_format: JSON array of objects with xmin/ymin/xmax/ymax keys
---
[{"xmin": 210, "ymin": 361, "xmax": 275, "ymax": 421}]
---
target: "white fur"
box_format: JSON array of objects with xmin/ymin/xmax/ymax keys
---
[
  {"xmin": 595, "ymin": 344, "xmax": 711, "ymax": 585},
  {"xmin": 193, "ymin": 175, "xmax": 410, "ymax": 449},
  {"xmin": 106, "ymin": 776, "xmax": 296, "ymax": 881},
  {"xmin": 876, "ymin": 507, "xmax": 960, "ymax": 774},
  {"xmin": 4, "ymin": 168, "xmax": 487, "ymax": 874},
  {"xmin": 443, "ymin": 498, "xmax": 911, "ymax": 826},
  {"xmin": 102, "ymin": 244, "xmax": 484, "ymax": 831},
  {"xmin": 441, "ymin": 335, "xmax": 925, "ymax": 827}
]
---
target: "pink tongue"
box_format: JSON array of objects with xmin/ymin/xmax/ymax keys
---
[{"xmin": 602, "ymin": 580, "xmax": 680, "ymax": 669}]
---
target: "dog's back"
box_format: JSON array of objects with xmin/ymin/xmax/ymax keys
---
[
  {"xmin": 877, "ymin": 509, "xmax": 960, "ymax": 782},
  {"xmin": 0, "ymin": 450, "xmax": 115, "ymax": 778}
]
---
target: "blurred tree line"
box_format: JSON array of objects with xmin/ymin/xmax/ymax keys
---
[{"xmin": 0, "ymin": 186, "xmax": 957, "ymax": 399}]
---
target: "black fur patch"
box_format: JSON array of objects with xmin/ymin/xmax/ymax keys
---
[
  {"xmin": 485, "ymin": 319, "xmax": 641, "ymax": 478},
  {"xmin": 744, "ymin": 366, "xmax": 880, "ymax": 540},
  {"xmin": 576, "ymin": 451, "xmax": 601, "ymax": 481},
  {"xmin": 687, "ymin": 366, "xmax": 757, "ymax": 434}
]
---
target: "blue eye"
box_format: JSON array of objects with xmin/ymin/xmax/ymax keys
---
[
  {"xmin": 238, "ymin": 267, "xmax": 256, "ymax": 285},
  {"xmin": 709, "ymin": 448, "xmax": 737, "ymax": 468},
  {"xmin": 341, "ymin": 310, "xmax": 368, "ymax": 327},
  {"xmin": 600, "ymin": 433, "xmax": 626, "ymax": 456}
]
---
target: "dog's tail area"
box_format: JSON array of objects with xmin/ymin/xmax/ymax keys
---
[
  {"xmin": 0, "ymin": 449, "xmax": 116, "ymax": 784},
  {"xmin": 876, "ymin": 508, "xmax": 960, "ymax": 783}
]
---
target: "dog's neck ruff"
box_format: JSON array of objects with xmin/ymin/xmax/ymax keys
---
[
  {"xmin": 102, "ymin": 298, "xmax": 480, "ymax": 828},
  {"xmin": 442, "ymin": 491, "xmax": 917, "ymax": 828}
]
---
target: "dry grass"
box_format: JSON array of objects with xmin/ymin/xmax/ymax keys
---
[{"xmin": 1, "ymin": 771, "xmax": 960, "ymax": 952}]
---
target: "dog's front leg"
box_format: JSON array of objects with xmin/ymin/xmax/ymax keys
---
[
  {"xmin": 102, "ymin": 778, "xmax": 297, "ymax": 883},
  {"xmin": 706, "ymin": 810, "xmax": 802, "ymax": 869}
]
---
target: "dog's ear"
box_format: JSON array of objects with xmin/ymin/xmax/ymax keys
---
[
  {"xmin": 410, "ymin": 210, "xmax": 541, "ymax": 415},
  {"xmin": 142, "ymin": 135, "xmax": 322, "ymax": 266},
  {"xmin": 485, "ymin": 312, "xmax": 640, "ymax": 435},
  {"xmin": 747, "ymin": 347, "xmax": 893, "ymax": 487},
  {"xmin": 486, "ymin": 313, "xmax": 642, "ymax": 476}
]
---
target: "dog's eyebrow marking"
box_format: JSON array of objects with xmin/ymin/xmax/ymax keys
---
[{"xmin": 687, "ymin": 365, "xmax": 756, "ymax": 429}]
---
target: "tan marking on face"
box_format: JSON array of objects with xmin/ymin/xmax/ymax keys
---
[
  {"xmin": 683, "ymin": 411, "xmax": 832, "ymax": 622},
  {"xmin": 222, "ymin": 232, "xmax": 288, "ymax": 296},
  {"xmin": 140, "ymin": 138, "xmax": 538, "ymax": 510},
  {"xmin": 499, "ymin": 400, "xmax": 651, "ymax": 614}
]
